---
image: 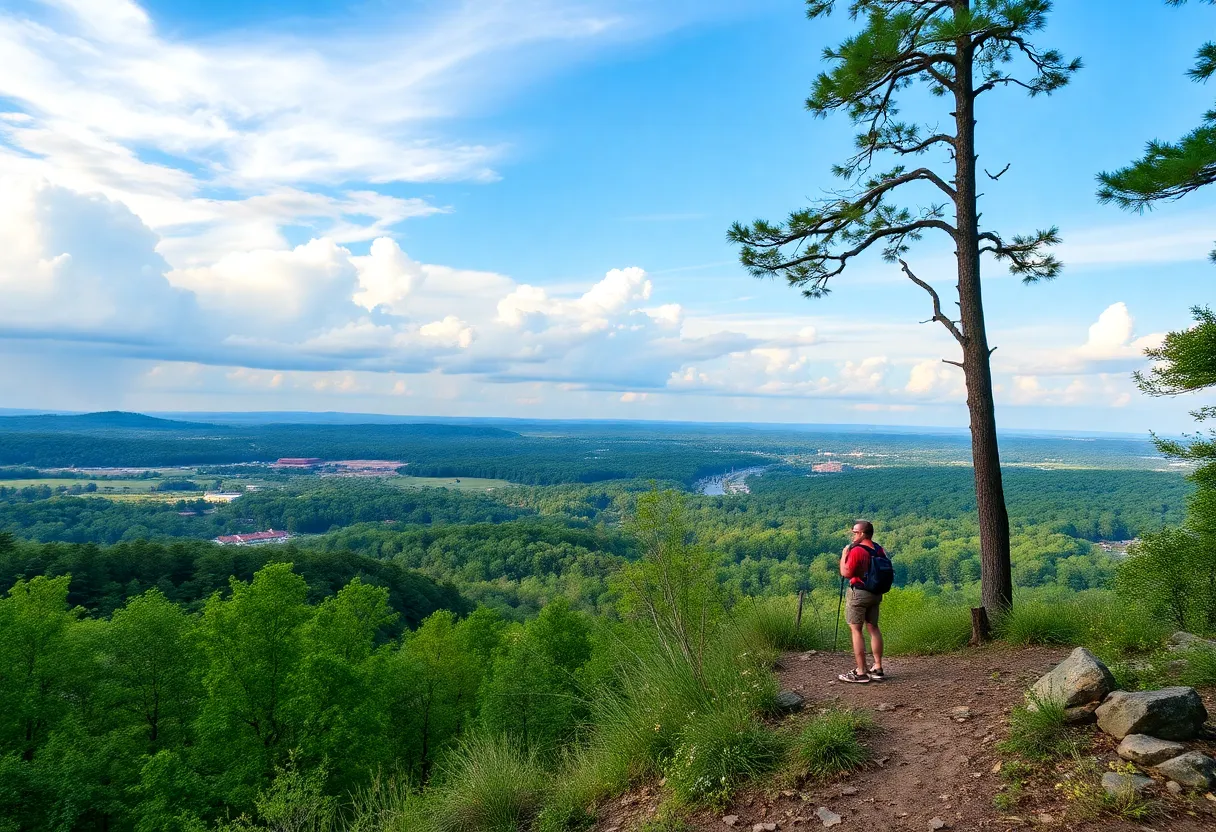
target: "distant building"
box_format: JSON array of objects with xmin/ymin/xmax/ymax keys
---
[
  {"xmin": 214, "ymin": 530, "xmax": 290, "ymax": 546},
  {"xmin": 204, "ymin": 492, "xmax": 243, "ymax": 503},
  {"xmin": 812, "ymin": 462, "xmax": 854, "ymax": 473},
  {"xmin": 273, "ymin": 458, "xmax": 323, "ymax": 468}
]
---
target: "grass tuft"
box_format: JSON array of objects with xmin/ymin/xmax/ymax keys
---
[
  {"xmin": 1056, "ymin": 757, "xmax": 1158, "ymax": 821},
  {"xmin": 731, "ymin": 595, "xmax": 828, "ymax": 653},
  {"xmin": 427, "ymin": 734, "xmax": 548, "ymax": 832},
  {"xmin": 997, "ymin": 691, "xmax": 1083, "ymax": 762},
  {"xmin": 663, "ymin": 706, "xmax": 785, "ymax": 808},
  {"xmin": 785, "ymin": 708, "xmax": 874, "ymax": 781},
  {"xmin": 996, "ymin": 601, "xmax": 1085, "ymax": 646}
]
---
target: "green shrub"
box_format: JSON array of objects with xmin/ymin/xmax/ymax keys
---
[
  {"xmin": 786, "ymin": 708, "xmax": 874, "ymax": 781},
  {"xmin": 534, "ymin": 746, "xmax": 611, "ymax": 832},
  {"xmin": 427, "ymin": 735, "xmax": 548, "ymax": 832},
  {"xmin": 997, "ymin": 692, "xmax": 1083, "ymax": 761},
  {"xmin": 663, "ymin": 706, "xmax": 785, "ymax": 808},
  {"xmin": 1177, "ymin": 645, "xmax": 1216, "ymax": 687}
]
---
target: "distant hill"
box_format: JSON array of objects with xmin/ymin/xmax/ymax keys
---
[{"xmin": 0, "ymin": 411, "xmax": 222, "ymax": 432}]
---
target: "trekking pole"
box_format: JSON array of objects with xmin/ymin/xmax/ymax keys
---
[{"xmin": 833, "ymin": 575, "xmax": 845, "ymax": 653}]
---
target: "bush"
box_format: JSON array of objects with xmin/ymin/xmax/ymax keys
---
[
  {"xmin": 427, "ymin": 735, "xmax": 548, "ymax": 832},
  {"xmin": 1177, "ymin": 644, "xmax": 1216, "ymax": 687},
  {"xmin": 997, "ymin": 692, "xmax": 1083, "ymax": 761},
  {"xmin": 786, "ymin": 708, "xmax": 874, "ymax": 781},
  {"xmin": 663, "ymin": 707, "xmax": 784, "ymax": 808}
]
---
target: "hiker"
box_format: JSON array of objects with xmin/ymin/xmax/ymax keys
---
[{"xmin": 837, "ymin": 519, "xmax": 892, "ymax": 684}]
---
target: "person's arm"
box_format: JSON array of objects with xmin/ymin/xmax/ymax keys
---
[{"xmin": 839, "ymin": 545, "xmax": 853, "ymax": 578}]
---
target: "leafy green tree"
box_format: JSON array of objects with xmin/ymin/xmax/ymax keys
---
[
  {"xmin": 479, "ymin": 598, "xmax": 591, "ymax": 753},
  {"xmin": 104, "ymin": 588, "xmax": 202, "ymax": 749},
  {"xmin": 197, "ymin": 562, "xmax": 313, "ymax": 801},
  {"xmin": 1116, "ymin": 530, "xmax": 1216, "ymax": 633},
  {"xmin": 617, "ymin": 490, "xmax": 723, "ymax": 680},
  {"xmin": 728, "ymin": 0, "xmax": 1080, "ymax": 615}
]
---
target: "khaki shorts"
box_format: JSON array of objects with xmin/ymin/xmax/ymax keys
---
[{"xmin": 845, "ymin": 586, "xmax": 881, "ymax": 626}]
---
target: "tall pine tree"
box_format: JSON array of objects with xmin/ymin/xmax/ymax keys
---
[{"xmin": 729, "ymin": 0, "xmax": 1079, "ymax": 615}]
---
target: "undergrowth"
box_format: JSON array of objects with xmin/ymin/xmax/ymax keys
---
[
  {"xmin": 997, "ymin": 692, "xmax": 1085, "ymax": 761},
  {"xmin": 663, "ymin": 706, "xmax": 785, "ymax": 808},
  {"xmin": 427, "ymin": 735, "xmax": 549, "ymax": 832},
  {"xmin": 785, "ymin": 708, "xmax": 875, "ymax": 782},
  {"xmin": 1056, "ymin": 757, "xmax": 1158, "ymax": 821}
]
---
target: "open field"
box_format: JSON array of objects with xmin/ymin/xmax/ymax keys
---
[
  {"xmin": 0, "ymin": 478, "xmax": 200, "ymax": 493},
  {"xmin": 389, "ymin": 475, "xmax": 514, "ymax": 492}
]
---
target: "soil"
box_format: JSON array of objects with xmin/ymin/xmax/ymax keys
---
[{"xmin": 594, "ymin": 644, "xmax": 1216, "ymax": 832}]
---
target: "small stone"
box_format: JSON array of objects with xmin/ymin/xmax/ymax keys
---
[
  {"xmin": 1037, "ymin": 814, "xmax": 1053, "ymax": 824},
  {"xmin": 951, "ymin": 706, "xmax": 972, "ymax": 719},
  {"xmin": 723, "ymin": 816, "xmax": 739, "ymax": 827},
  {"xmin": 840, "ymin": 786, "xmax": 858, "ymax": 796},
  {"xmin": 1117, "ymin": 734, "xmax": 1186, "ymax": 766},
  {"xmin": 991, "ymin": 761, "xmax": 1002, "ymax": 774},
  {"xmin": 1101, "ymin": 771, "xmax": 1154, "ymax": 797},
  {"xmin": 753, "ymin": 825, "xmax": 777, "ymax": 832},
  {"xmin": 815, "ymin": 807, "xmax": 841, "ymax": 828},
  {"xmin": 1166, "ymin": 781, "xmax": 1183, "ymax": 795},
  {"xmin": 1155, "ymin": 752, "xmax": 1216, "ymax": 790},
  {"xmin": 774, "ymin": 690, "xmax": 806, "ymax": 714},
  {"xmin": 928, "ymin": 818, "xmax": 947, "ymax": 830},
  {"xmin": 876, "ymin": 703, "xmax": 897, "ymax": 712}
]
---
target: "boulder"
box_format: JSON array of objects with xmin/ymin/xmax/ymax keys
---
[
  {"xmin": 1063, "ymin": 702, "xmax": 1100, "ymax": 725},
  {"xmin": 1100, "ymin": 771, "xmax": 1154, "ymax": 797},
  {"xmin": 1167, "ymin": 631, "xmax": 1216, "ymax": 653},
  {"xmin": 1095, "ymin": 687, "xmax": 1208, "ymax": 740},
  {"xmin": 1116, "ymin": 734, "xmax": 1186, "ymax": 766},
  {"xmin": 1030, "ymin": 647, "xmax": 1115, "ymax": 708},
  {"xmin": 773, "ymin": 690, "xmax": 806, "ymax": 714},
  {"xmin": 1154, "ymin": 752, "xmax": 1216, "ymax": 790}
]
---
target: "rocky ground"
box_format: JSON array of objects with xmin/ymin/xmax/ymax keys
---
[{"xmin": 594, "ymin": 645, "xmax": 1216, "ymax": 832}]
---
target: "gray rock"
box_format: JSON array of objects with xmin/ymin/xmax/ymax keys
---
[
  {"xmin": 927, "ymin": 819, "xmax": 947, "ymax": 831},
  {"xmin": 722, "ymin": 816, "xmax": 739, "ymax": 827},
  {"xmin": 773, "ymin": 690, "xmax": 806, "ymax": 714},
  {"xmin": 1116, "ymin": 734, "xmax": 1187, "ymax": 766},
  {"xmin": 1096, "ymin": 687, "xmax": 1208, "ymax": 740},
  {"xmin": 815, "ymin": 807, "xmax": 841, "ymax": 827},
  {"xmin": 1101, "ymin": 771, "xmax": 1154, "ymax": 797},
  {"xmin": 1063, "ymin": 702, "xmax": 1100, "ymax": 725},
  {"xmin": 1155, "ymin": 752, "xmax": 1216, "ymax": 790},
  {"xmin": 1030, "ymin": 647, "xmax": 1116, "ymax": 708},
  {"xmin": 1166, "ymin": 780, "xmax": 1183, "ymax": 795},
  {"xmin": 1167, "ymin": 631, "xmax": 1216, "ymax": 652},
  {"xmin": 752, "ymin": 824, "xmax": 776, "ymax": 832}
]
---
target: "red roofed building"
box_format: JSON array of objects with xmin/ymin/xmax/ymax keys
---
[
  {"xmin": 215, "ymin": 530, "xmax": 291, "ymax": 546},
  {"xmin": 273, "ymin": 457, "xmax": 322, "ymax": 468}
]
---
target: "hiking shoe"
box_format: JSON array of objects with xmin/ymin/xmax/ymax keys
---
[
  {"xmin": 868, "ymin": 666, "xmax": 885, "ymax": 681},
  {"xmin": 838, "ymin": 669, "xmax": 870, "ymax": 684}
]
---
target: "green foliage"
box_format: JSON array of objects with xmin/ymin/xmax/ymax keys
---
[
  {"xmin": 662, "ymin": 707, "xmax": 784, "ymax": 808},
  {"xmin": 786, "ymin": 708, "xmax": 874, "ymax": 781},
  {"xmin": 876, "ymin": 588, "xmax": 971, "ymax": 655},
  {"xmin": 617, "ymin": 490, "xmax": 724, "ymax": 682},
  {"xmin": 997, "ymin": 599, "xmax": 1086, "ymax": 645},
  {"xmin": 998, "ymin": 692, "xmax": 1082, "ymax": 761},
  {"xmin": 1057, "ymin": 757, "xmax": 1159, "ymax": 821},
  {"xmin": 426, "ymin": 734, "xmax": 548, "ymax": 832},
  {"xmin": 1115, "ymin": 530, "xmax": 1216, "ymax": 634},
  {"xmin": 731, "ymin": 595, "xmax": 828, "ymax": 653}
]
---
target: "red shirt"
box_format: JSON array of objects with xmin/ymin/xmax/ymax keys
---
[{"xmin": 844, "ymin": 544, "xmax": 872, "ymax": 588}]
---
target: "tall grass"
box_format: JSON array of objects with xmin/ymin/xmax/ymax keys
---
[
  {"xmin": 663, "ymin": 705, "xmax": 785, "ymax": 808},
  {"xmin": 877, "ymin": 588, "xmax": 972, "ymax": 655},
  {"xmin": 731, "ymin": 595, "xmax": 829, "ymax": 653},
  {"xmin": 426, "ymin": 735, "xmax": 549, "ymax": 832},
  {"xmin": 997, "ymin": 590, "xmax": 1170, "ymax": 653},
  {"xmin": 997, "ymin": 692, "xmax": 1082, "ymax": 762}
]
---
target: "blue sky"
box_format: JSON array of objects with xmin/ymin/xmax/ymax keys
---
[{"xmin": 0, "ymin": 0, "xmax": 1211, "ymax": 432}]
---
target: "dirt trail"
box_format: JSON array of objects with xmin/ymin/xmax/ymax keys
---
[{"xmin": 595, "ymin": 645, "xmax": 1216, "ymax": 832}]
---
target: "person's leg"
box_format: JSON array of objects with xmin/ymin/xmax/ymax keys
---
[
  {"xmin": 867, "ymin": 621, "xmax": 883, "ymax": 672},
  {"xmin": 850, "ymin": 621, "xmax": 867, "ymax": 674}
]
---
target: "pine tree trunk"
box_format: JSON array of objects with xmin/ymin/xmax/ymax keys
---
[{"xmin": 954, "ymin": 9, "xmax": 1013, "ymax": 617}]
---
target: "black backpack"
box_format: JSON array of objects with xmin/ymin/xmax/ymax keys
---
[{"xmin": 858, "ymin": 543, "xmax": 894, "ymax": 595}]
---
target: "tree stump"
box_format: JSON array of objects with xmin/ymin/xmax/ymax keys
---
[{"xmin": 970, "ymin": 606, "xmax": 991, "ymax": 647}]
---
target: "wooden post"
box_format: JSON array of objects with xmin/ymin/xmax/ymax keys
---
[
  {"xmin": 969, "ymin": 606, "xmax": 991, "ymax": 647},
  {"xmin": 795, "ymin": 591, "xmax": 805, "ymax": 630}
]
